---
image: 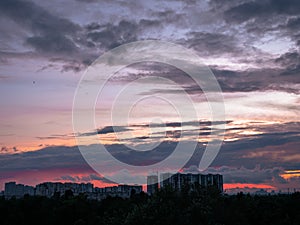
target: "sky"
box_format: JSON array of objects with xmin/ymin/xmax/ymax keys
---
[{"xmin": 0, "ymin": 0, "xmax": 300, "ymax": 192}]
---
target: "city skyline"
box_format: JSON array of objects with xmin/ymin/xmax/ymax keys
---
[
  {"xmin": 0, "ymin": 0, "xmax": 300, "ymax": 192},
  {"xmin": 2, "ymin": 180, "xmax": 143, "ymax": 200}
]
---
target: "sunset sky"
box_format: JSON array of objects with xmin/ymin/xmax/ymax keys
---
[{"xmin": 0, "ymin": 0, "xmax": 299, "ymax": 192}]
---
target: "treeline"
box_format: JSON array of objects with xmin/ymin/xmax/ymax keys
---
[{"xmin": 1, "ymin": 187, "xmax": 300, "ymax": 225}]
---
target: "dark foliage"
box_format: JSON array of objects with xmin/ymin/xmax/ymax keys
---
[{"xmin": 0, "ymin": 188, "xmax": 300, "ymax": 225}]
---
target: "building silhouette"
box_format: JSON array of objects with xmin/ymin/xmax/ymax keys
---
[
  {"xmin": 147, "ymin": 173, "xmax": 223, "ymax": 193},
  {"xmin": 147, "ymin": 175, "xmax": 159, "ymax": 194},
  {"xmin": 4, "ymin": 181, "xmax": 35, "ymax": 198},
  {"xmin": 3, "ymin": 181, "xmax": 142, "ymax": 200},
  {"xmin": 35, "ymin": 182, "xmax": 93, "ymax": 197}
]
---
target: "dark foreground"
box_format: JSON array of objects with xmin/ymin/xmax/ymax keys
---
[{"xmin": 1, "ymin": 187, "xmax": 300, "ymax": 225}]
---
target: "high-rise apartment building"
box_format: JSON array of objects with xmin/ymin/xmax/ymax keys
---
[
  {"xmin": 147, "ymin": 173, "xmax": 223, "ymax": 194},
  {"xmin": 147, "ymin": 175, "xmax": 159, "ymax": 194}
]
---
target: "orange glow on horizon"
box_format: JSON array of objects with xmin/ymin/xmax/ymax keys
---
[{"xmin": 224, "ymin": 183, "xmax": 275, "ymax": 190}]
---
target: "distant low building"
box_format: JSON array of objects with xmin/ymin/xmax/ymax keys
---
[
  {"xmin": 91, "ymin": 184, "xmax": 143, "ymax": 200},
  {"xmin": 35, "ymin": 182, "xmax": 94, "ymax": 197},
  {"xmin": 3, "ymin": 181, "xmax": 142, "ymax": 200},
  {"xmin": 254, "ymin": 189, "xmax": 269, "ymax": 196},
  {"xmin": 4, "ymin": 181, "xmax": 35, "ymax": 199}
]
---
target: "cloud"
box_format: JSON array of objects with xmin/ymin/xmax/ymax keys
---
[
  {"xmin": 185, "ymin": 31, "xmax": 242, "ymax": 57},
  {"xmin": 0, "ymin": 146, "xmax": 88, "ymax": 171},
  {"xmin": 77, "ymin": 126, "xmax": 131, "ymax": 137},
  {"xmin": 1, "ymin": 0, "xmax": 299, "ymax": 77},
  {"xmin": 85, "ymin": 18, "xmax": 161, "ymax": 50},
  {"xmin": 101, "ymin": 57, "xmax": 299, "ymax": 95},
  {"xmin": 1, "ymin": 146, "xmax": 20, "ymax": 154},
  {"xmin": 214, "ymin": 67, "xmax": 300, "ymax": 93},
  {"xmin": 0, "ymin": 0, "xmax": 78, "ymax": 33},
  {"xmin": 104, "ymin": 141, "xmax": 177, "ymax": 166},
  {"xmin": 36, "ymin": 133, "xmax": 74, "ymax": 140},
  {"xmin": 275, "ymin": 51, "xmax": 300, "ymax": 76},
  {"xmin": 223, "ymin": 0, "xmax": 300, "ymax": 23},
  {"xmin": 211, "ymin": 133, "xmax": 300, "ymax": 170},
  {"xmin": 1, "ymin": 120, "xmax": 300, "ymax": 189},
  {"xmin": 73, "ymin": 120, "xmax": 231, "ymax": 141},
  {"xmin": 286, "ymin": 16, "xmax": 300, "ymax": 31},
  {"xmin": 0, "ymin": 0, "xmax": 80, "ymax": 54},
  {"xmin": 206, "ymin": 165, "xmax": 286, "ymax": 184},
  {"xmin": 33, "ymin": 121, "xmax": 300, "ymax": 170},
  {"xmin": 57, "ymin": 173, "xmax": 115, "ymax": 184},
  {"xmin": 27, "ymin": 35, "xmax": 78, "ymax": 54},
  {"xmin": 87, "ymin": 20, "xmax": 137, "ymax": 49},
  {"xmin": 0, "ymin": 0, "xmax": 98, "ymax": 72},
  {"xmin": 276, "ymin": 51, "xmax": 300, "ymax": 65}
]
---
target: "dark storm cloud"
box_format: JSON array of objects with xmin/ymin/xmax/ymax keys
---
[
  {"xmin": 85, "ymin": 22, "xmax": 102, "ymax": 31},
  {"xmin": 0, "ymin": 0, "xmax": 103, "ymax": 73},
  {"xmin": 275, "ymin": 51, "xmax": 300, "ymax": 67},
  {"xmin": 0, "ymin": 142, "xmax": 177, "ymax": 170},
  {"xmin": 1, "ymin": 121, "xmax": 299, "ymax": 181},
  {"xmin": 0, "ymin": 0, "xmax": 299, "ymax": 78},
  {"xmin": 182, "ymin": 122, "xmax": 300, "ymax": 169},
  {"xmin": 0, "ymin": 0, "xmax": 78, "ymax": 33},
  {"xmin": 151, "ymin": 9, "xmax": 186, "ymax": 26},
  {"xmin": 129, "ymin": 65, "xmax": 298, "ymax": 94},
  {"xmin": 87, "ymin": 20, "xmax": 138, "ymax": 49},
  {"xmin": 100, "ymin": 122, "xmax": 300, "ymax": 169},
  {"xmin": 206, "ymin": 166, "xmax": 287, "ymax": 184},
  {"xmin": 102, "ymin": 141, "xmax": 178, "ymax": 166},
  {"xmin": 226, "ymin": 132, "xmax": 300, "ymax": 151},
  {"xmin": 0, "ymin": 146, "xmax": 88, "ymax": 172},
  {"xmin": 85, "ymin": 19, "xmax": 161, "ymax": 50},
  {"xmin": 213, "ymin": 66, "xmax": 299, "ymax": 93},
  {"xmin": 284, "ymin": 16, "xmax": 300, "ymax": 45},
  {"xmin": 133, "ymin": 120, "xmax": 229, "ymax": 128},
  {"xmin": 106, "ymin": 56, "xmax": 298, "ymax": 94},
  {"xmin": 286, "ymin": 16, "xmax": 300, "ymax": 31},
  {"xmin": 223, "ymin": 0, "xmax": 300, "ymax": 23},
  {"xmin": 275, "ymin": 51, "xmax": 300, "ymax": 76},
  {"xmin": 108, "ymin": 61, "xmax": 238, "ymax": 94},
  {"xmin": 185, "ymin": 32, "xmax": 242, "ymax": 56},
  {"xmin": 212, "ymin": 0, "xmax": 300, "ymax": 50},
  {"xmin": 211, "ymin": 132, "xmax": 300, "ymax": 169},
  {"xmin": 27, "ymin": 35, "xmax": 78, "ymax": 54},
  {"xmin": 0, "ymin": 0, "xmax": 80, "ymax": 54},
  {"xmin": 79, "ymin": 126, "xmax": 131, "ymax": 136},
  {"xmin": 73, "ymin": 120, "xmax": 231, "ymax": 138}
]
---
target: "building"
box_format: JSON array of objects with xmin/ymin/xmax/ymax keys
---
[
  {"xmin": 4, "ymin": 182, "xmax": 16, "ymax": 198},
  {"xmin": 35, "ymin": 182, "xmax": 94, "ymax": 197},
  {"xmin": 24, "ymin": 185, "xmax": 35, "ymax": 196},
  {"xmin": 90, "ymin": 184, "xmax": 143, "ymax": 200},
  {"xmin": 160, "ymin": 172, "xmax": 173, "ymax": 189},
  {"xmin": 147, "ymin": 173, "xmax": 223, "ymax": 194},
  {"xmin": 3, "ymin": 181, "xmax": 143, "ymax": 200},
  {"xmin": 147, "ymin": 175, "xmax": 159, "ymax": 194},
  {"xmin": 4, "ymin": 182, "xmax": 35, "ymax": 198},
  {"xmin": 118, "ymin": 184, "xmax": 142, "ymax": 195}
]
